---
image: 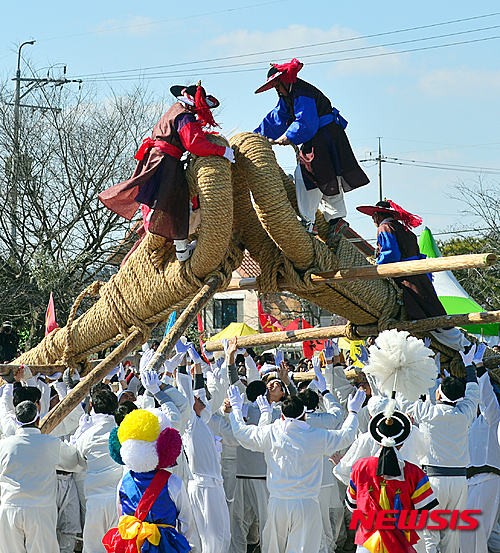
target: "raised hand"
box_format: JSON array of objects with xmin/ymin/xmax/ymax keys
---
[
  {"xmin": 347, "ymin": 389, "xmax": 366, "ymax": 413},
  {"xmin": 141, "ymin": 370, "xmax": 161, "ymax": 395},
  {"xmin": 460, "ymin": 344, "xmax": 477, "ymax": 367}
]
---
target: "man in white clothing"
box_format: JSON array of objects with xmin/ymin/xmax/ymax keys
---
[
  {"xmin": 176, "ymin": 347, "xmax": 231, "ymax": 553},
  {"xmin": 229, "ymin": 384, "xmax": 364, "ymax": 553},
  {"xmin": 75, "ymin": 388, "xmax": 123, "ymax": 553},
  {"xmin": 406, "ymin": 344, "xmax": 481, "ymax": 553},
  {"xmin": 0, "ymin": 401, "xmax": 84, "ymax": 553},
  {"xmin": 299, "ymin": 356, "xmax": 344, "ymax": 553},
  {"xmin": 461, "ymin": 356, "xmax": 500, "ymax": 553}
]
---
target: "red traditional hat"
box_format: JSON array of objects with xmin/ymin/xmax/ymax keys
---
[
  {"xmin": 255, "ymin": 59, "xmax": 304, "ymax": 94},
  {"xmin": 356, "ymin": 200, "xmax": 422, "ymax": 230}
]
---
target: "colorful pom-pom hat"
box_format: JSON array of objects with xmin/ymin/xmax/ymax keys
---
[{"xmin": 109, "ymin": 408, "xmax": 182, "ymax": 472}]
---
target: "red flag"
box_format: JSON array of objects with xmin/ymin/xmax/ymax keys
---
[
  {"xmin": 45, "ymin": 292, "xmax": 58, "ymax": 336},
  {"xmin": 285, "ymin": 318, "xmax": 325, "ymax": 358},
  {"xmin": 197, "ymin": 313, "xmax": 204, "ymax": 333},
  {"xmin": 258, "ymin": 300, "xmax": 285, "ymax": 333}
]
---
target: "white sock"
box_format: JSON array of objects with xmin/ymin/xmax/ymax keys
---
[{"xmin": 174, "ymin": 239, "xmax": 188, "ymax": 251}]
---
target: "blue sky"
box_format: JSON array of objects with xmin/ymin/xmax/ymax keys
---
[{"xmin": 2, "ymin": 1, "xmax": 500, "ymax": 244}]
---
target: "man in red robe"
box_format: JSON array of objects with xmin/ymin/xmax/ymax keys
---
[{"xmin": 99, "ymin": 83, "xmax": 234, "ymax": 262}]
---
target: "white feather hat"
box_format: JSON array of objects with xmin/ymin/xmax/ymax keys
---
[{"xmin": 364, "ymin": 329, "xmax": 437, "ymax": 403}]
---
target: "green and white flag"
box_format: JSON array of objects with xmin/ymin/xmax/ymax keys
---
[{"xmin": 418, "ymin": 227, "xmax": 499, "ymax": 338}]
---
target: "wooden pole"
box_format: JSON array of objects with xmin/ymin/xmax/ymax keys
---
[
  {"xmin": 0, "ymin": 359, "xmax": 114, "ymax": 378},
  {"xmin": 205, "ymin": 310, "xmax": 500, "ymax": 352},
  {"xmin": 225, "ymin": 253, "xmax": 497, "ymax": 291},
  {"xmin": 145, "ymin": 276, "xmax": 221, "ymax": 373},
  {"xmin": 40, "ymin": 328, "xmax": 148, "ymax": 435},
  {"xmin": 0, "ymin": 364, "xmax": 66, "ymax": 376}
]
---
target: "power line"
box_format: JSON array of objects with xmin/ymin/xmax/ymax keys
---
[
  {"xmin": 383, "ymin": 157, "xmax": 500, "ymax": 175},
  {"xmin": 36, "ymin": 0, "xmax": 292, "ymax": 42},
  {"xmin": 73, "ymin": 11, "xmax": 500, "ymax": 78},
  {"xmin": 380, "ymin": 139, "xmax": 500, "ymax": 155},
  {"xmin": 79, "ymin": 31, "xmax": 500, "ymax": 83},
  {"xmin": 73, "ymin": 23, "xmax": 500, "ymax": 82}
]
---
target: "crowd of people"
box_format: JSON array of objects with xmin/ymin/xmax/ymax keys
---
[
  {"xmin": 0, "ymin": 329, "xmax": 498, "ymax": 553},
  {"xmin": 0, "ymin": 56, "xmax": 496, "ymax": 553}
]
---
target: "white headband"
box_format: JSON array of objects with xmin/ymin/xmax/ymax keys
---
[
  {"xmin": 438, "ymin": 384, "xmax": 458, "ymax": 404},
  {"xmin": 14, "ymin": 411, "xmax": 40, "ymax": 427}
]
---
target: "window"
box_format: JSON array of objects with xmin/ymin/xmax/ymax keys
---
[{"xmin": 213, "ymin": 299, "xmax": 243, "ymax": 329}]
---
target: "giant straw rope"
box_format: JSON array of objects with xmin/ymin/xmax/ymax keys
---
[{"xmin": 13, "ymin": 133, "xmax": 491, "ymax": 376}]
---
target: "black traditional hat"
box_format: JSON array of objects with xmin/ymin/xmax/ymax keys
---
[
  {"xmin": 369, "ymin": 409, "xmax": 411, "ymax": 476},
  {"xmin": 170, "ymin": 84, "xmax": 219, "ymax": 108}
]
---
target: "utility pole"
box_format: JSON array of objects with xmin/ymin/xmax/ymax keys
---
[
  {"xmin": 359, "ymin": 137, "xmax": 386, "ymax": 201},
  {"xmin": 9, "ymin": 41, "xmax": 82, "ymax": 251},
  {"xmin": 11, "ymin": 40, "xmax": 35, "ymax": 247},
  {"xmin": 377, "ymin": 137, "xmax": 383, "ymax": 202}
]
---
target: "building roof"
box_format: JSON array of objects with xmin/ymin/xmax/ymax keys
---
[{"xmin": 237, "ymin": 251, "xmax": 261, "ymax": 278}]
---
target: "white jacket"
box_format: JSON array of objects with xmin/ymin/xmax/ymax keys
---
[
  {"xmin": 0, "ymin": 427, "xmax": 83, "ymax": 507},
  {"xmin": 230, "ymin": 409, "xmax": 358, "ymax": 500},
  {"xmin": 75, "ymin": 413, "xmax": 123, "ymax": 498}
]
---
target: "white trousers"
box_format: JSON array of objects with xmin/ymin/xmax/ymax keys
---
[
  {"xmin": 461, "ymin": 473, "xmax": 500, "ymax": 553},
  {"xmin": 230, "ymin": 478, "xmax": 269, "ymax": 553},
  {"xmin": 294, "ymin": 166, "xmax": 346, "ymax": 223},
  {"xmin": 0, "ymin": 504, "xmax": 59, "ymax": 553},
  {"xmin": 263, "ymin": 497, "xmax": 323, "ymax": 553},
  {"xmin": 188, "ymin": 479, "xmax": 231, "ymax": 553},
  {"xmin": 56, "ymin": 473, "xmax": 81, "ymax": 553},
  {"xmin": 318, "ymin": 485, "xmax": 343, "ymax": 553},
  {"xmin": 423, "ymin": 475, "xmax": 468, "ymax": 553},
  {"xmin": 83, "ymin": 495, "xmax": 118, "ymax": 553},
  {"xmin": 221, "ymin": 452, "xmax": 237, "ymax": 504}
]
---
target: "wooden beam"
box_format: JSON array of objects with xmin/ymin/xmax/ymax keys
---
[
  {"xmin": 0, "ymin": 364, "xmax": 66, "ymax": 376},
  {"xmin": 40, "ymin": 327, "xmax": 149, "ymax": 435},
  {"xmin": 0, "ymin": 359, "xmax": 104, "ymax": 378},
  {"xmin": 145, "ymin": 276, "xmax": 221, "ymax": 373},
  {"xmin": 205, "ymin": 310, "xmax": 500, "ymax": 352},
  {"xmin": 226, "ymin": 253, "xmax": 497, "ymax": 291}
]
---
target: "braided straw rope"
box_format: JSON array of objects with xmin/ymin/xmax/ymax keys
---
[
  {"xmin": 15, "ymin": 135, "xmax": 241, "ymax": 368},
  {"xmin": 13, "ymin": 132, "xmax": 486, "ymax": 378}
]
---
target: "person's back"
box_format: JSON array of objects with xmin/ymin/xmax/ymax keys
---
[
  {"xmin": 407, "ymin": 380, "xmax": 478, "ymax": 469},
  {"xmin": 0, "ymin": 401, "xmax": 82, "ymax": 553},
  {"xmin": 0, "ymin": 427, "xmax": 79, "ymax": 507},
  {"xmin": 76, "ymin": 413, "xmax": 122, "ymax": 496},
  {"xmin": 263, "ymin": 417, "xmax": 355, "ymax": 499},
  {"xmin": 75, "ymin": 389, "xmax": 122, "ymax": 553},
  {"xmin": 229, "ymin": 389, "xmax": 363, "ymax": 553}
]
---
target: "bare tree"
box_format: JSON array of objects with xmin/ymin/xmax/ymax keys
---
[
  {"xmin": 442, "ymin": 176, "xmax": 500, "ymax": 309},
  {"xmin": 0, "ymin": 73, "xmax": 166, "ymax": 348}
]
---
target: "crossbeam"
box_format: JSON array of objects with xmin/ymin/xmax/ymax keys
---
[
  {"xmin": 205, "ymin": 310, "xmax": 500, "ymax": 352},
  {"xmin": 225, "ymin": 253, "xmax": 497, "ymax": 291}
]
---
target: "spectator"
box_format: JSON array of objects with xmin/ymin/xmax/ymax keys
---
[
  {"xmin": 0, "ymin": 321, "xmax": 19, "ymax": 363},
  {"xmin": 0, "ymin": 401, "xmax": 83, "ymax": 553}
]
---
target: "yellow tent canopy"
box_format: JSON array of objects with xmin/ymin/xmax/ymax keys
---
[
  {"xmin": 339, "ymin": 337, "xmax": 366, "ymax": 368},
  {"xmin": 208, "ymin": 322, "xmax": 259, "ymax": 342}
]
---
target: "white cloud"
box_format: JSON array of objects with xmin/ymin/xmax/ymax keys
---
[
  {"xmin": 205, "ymin": 25, "xmax": 409, "ymax": 76},
  {"xmin": 419, "ymin": 68, "xmax": 500, "ymax": 98}
]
